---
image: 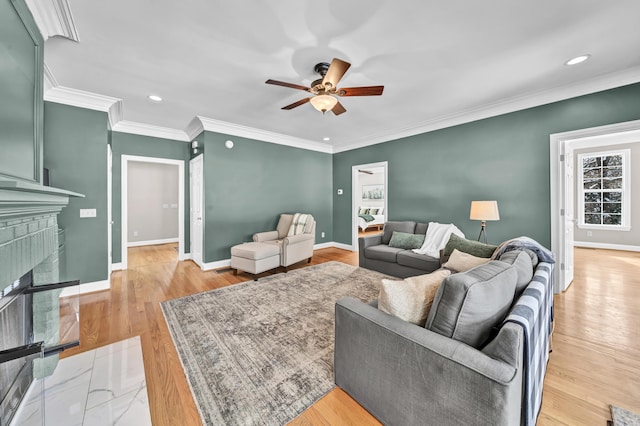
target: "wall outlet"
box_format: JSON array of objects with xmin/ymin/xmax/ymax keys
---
[
  {"xmin": 162, "ymin": 203, "xmax": 169, "ymax": 209},
  {"xmin": 79, "ymin": 208, "xmax": 96, "ymax": 218},
  {"xmin": 587, "ymin": 231, "xmax": 593, "ymax": 237},
  {"xmin": 321, "ymin": 232, "xmax": 325, "ymax": 238},
  {"xmin": 337, "ymin": 189, "xmax": 343, "ymax": 195},
  {"xmin": 133, "ymin": 231, "xmax": 139, "ymax": 237}
]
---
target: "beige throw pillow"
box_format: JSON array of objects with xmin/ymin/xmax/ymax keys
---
[
  {"xmin": 443, "ymin": 249, "xmax": 491, "ymax": 272},
  {"xmin": 378, "ymin": 269, "xmax": 451, "ymax": 326}
]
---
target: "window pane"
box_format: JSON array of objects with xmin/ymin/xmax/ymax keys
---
[
  {"xmin": 603, "ymin": 203, "xmax": 622, "ymax": 214},
  {"xmin": 603, "ymin": 178, "xmax": 622, "ymax": 189},
  {"xmin": 584, "ymin": 168, "xmax": 602, "ymax": 179},
  {"xmin": 603, "ymin": 155, "xmax": 622, "ymax": 166},
  {"xmin": 603, "ymin": 167, "xmax": 622, "ymax": 178},
  {"xmin": 583, "ymin": 157, "xmax": 601, "ymax": 168},
  {"xmin": 603, "ymin": 192, "xmax": 621, "ymax": 202},
  {"xmin": 583, "ymin": 179, "xmax": 601, "ymax": 190},
  {"xmin": 603, "ymin": 214, "xmax": 622, "ymax": 225},
  {"xmin": 585, "ymin": 213, "xmax": 601, "ymax": 224},
  {"xmin": 584, "ymin": 192, "xmax": 601, "ymax": 203},
  {"xmin": 584, "ymin": 203, "xmax": 601, "ymax": 213}
]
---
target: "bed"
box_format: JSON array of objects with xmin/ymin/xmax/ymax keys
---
[{"xmin": 357, "ymin": 207, "xmax": 385, "ymax": 231}]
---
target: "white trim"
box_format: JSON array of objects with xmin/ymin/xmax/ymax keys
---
[
  {"xmin": 574, "ymin": 241, "xmax": 640, "ymax": 252},
  {"xmin": 112, "ymin": 120, "xmax": 190, "ymax": 142},
  {"xmin": 550, "ymin": 118, "xmax": 640, "ymax": 293},
  {"xmin": 352, "ymin": 162, "xmax": 388, "ymax": 252},
  {"xmin": 200, "ymin": 259, "xmax": 231, "ymax": 271},
  {"xmin": 197, "ymin": 116, "xmax": 333, "ymax": 154},
  {"xmin": 24, "ymin": 0, "xmax": 79, "ymax": 41},
  {"xmin": 127, "ymin": 238, "xmax": 179, "ymax": 247},
  {"xmin": 180, "ymin": 253, "xmax": 192, "ymax": 261},
  {"xmin": 45, "ymin": 85, "xmax": 120, "ymax": 112},
  {"xmin": 121, "ymin": 155, "xmax": 185, "ymax": 270},
  {"xmin": 332, "ymin": 242, "xmax": 356, "ymax": 252},
  {"xmin": 59, "ymin": 280, "xmax": 110, "ymax": 297},
  {"xmin": 185, "ymin": 117, "xmax": 205, "ymax": 141},
  {"xmin": 313, "ymin": 242, "xmax": 336, "ymax": 250},
  {"xmin": 111, "ymin": 262, "xmax": 123, "ymax": 271},
  {"xmin": 334, "ymin": 65, "xmax": 640, "ymax": 153},
  {"xmin": 43, "ymin": 62, "xmax": 58, "ymax": 92}
]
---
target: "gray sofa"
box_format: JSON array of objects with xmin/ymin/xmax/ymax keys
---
[
  {"xmin": 359, "ymin": 221, "xmax": 440, "ymax": 278},
  {"xmin": 335, "ymin": 248, "xmax": 555, "ymax": 426}
]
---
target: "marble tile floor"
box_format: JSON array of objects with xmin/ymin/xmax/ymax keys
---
[{"xmin": 12, "ymin": 336, "xmax": 151, "ymax": 426}]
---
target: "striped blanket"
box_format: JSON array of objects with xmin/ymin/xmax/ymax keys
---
[
  {"xmin": 287, "ymin": 213, "xmax": 312, "ymax": 236},
  {"xmin": 504, "ymin": 262, "xmax": 554, "ymax": 426}
]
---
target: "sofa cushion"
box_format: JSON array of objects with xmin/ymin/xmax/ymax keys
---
[
  {"xmin": 365, "ymin": 245, "xmax": 405, "ymax": 263},
  {"xmin": 396, "ymin": 250, "xmax": 440, "ymax": 272},
  {"xmin": 276, "ymin": 214, "xmax": 294, "ymax": 239},
  {"xmin": 498, "ymin": 250, "xmax": 534, "ymax": 296},
  {"xmin": 382, "ymin": 221, "xmax": 417, "ymax": 244},
  {"xmin": 388, "ymin": 231, "xmax": 425, "ymax": 250},
  {"xmin": 443, "ymin": 233, "xmax": 497, "ymax": 258},
  {"xmin": 425, "ymin": 260, "xmax": 517, "ymax": 348},
  {"xmin": 378, "ymin": 269, "xmax": 451, "ymax": 326},
  {"xmin": 414, "ymin": 222, "xmax": 429, "ymax": 235},
  {"xmin": 443, "ymin": 249, "xmax": 491, "ymax": 272}
]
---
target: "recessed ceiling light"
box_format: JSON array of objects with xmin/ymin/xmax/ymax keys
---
[
  {"xmin": 323, "ymin": 137, "xmax": 331, "ymax": 141},
  {"xmin": 148, "ymin": 94, "xmax": 163, "ymax": 102},
  {"xmin": 565, "ymin": 54, "xmax": 591, "ymax": 66}
]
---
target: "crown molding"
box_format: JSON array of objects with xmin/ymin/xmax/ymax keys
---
[
  {"xmin": 185, "ymin": 117, "xmax": 205, "ymax": 142},
  {"xmin": 45, "ymin": 85, "xmax": 121, "ymax": 113},
  {"xmin": 197, "ymin": 116, "xmax": 333, "ymax": 154},
  {"xmin": 111, "ymin": 121, "xmax": 190, "ymax": 142},
  {"xmin": 25, "ymin": 0, "xmax": 79, "ymax": 41},
  {"xmin": 43, "ymin": 62, "xmax": 58, "ymax": 92},
  {"xmin": 333, "ymin": 65, "xmax": 640, "ymax": 153}
]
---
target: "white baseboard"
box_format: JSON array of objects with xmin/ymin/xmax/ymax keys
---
[
  {"xmin": 60, "ymin": 280, "xmax": 110, "ymax": 297},
  {"xmin": 314, "ymin": 241, "xmax": 356, "ymax": 251},
  {"xmin": 127, "ymin": 238, "xmax": 179, "ymax": 247},
  {"xmin": 111, "ymin": 262, "xmax": 123, "ymax": 271},
  {"xmin": 201, "ymin": 259, "xmax": 231, "ymax": 271},
  {"xmin": 574, "ymin": 241, "xmax": 640, "ymax": 252},
  {"xmin": 332, "ymin": 242, "xmax": 356, "ymax": 251},
  {"xmin": 179, "ymin": 253, "xmax": 192, "ymax": 261}
]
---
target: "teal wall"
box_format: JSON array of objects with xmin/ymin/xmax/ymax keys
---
[
  {"xmin": 333, "ymin": 83, "xmax": 640, "ymax": 248},
  {"xmin": 43, "ymin": 102, "xmax": 109, "ymax": 284},
  {"xmin": 202, "ymin": 132, "xmax": 333, "ymax": 262},
  {"xmin": 110, "ymin": 132, "xmax": 190, "ymax": 263}
]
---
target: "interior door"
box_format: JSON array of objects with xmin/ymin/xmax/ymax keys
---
[
  {"xmin": 563, "ymin": 150, "xmax": 575, "ymax": 289},
  {"xmin": 190, "ymin": 155, "xmax": 204, "ymax": 267},
  {"xmin": 107, "ymin": 144, "xmax": 113, "ymax": 276}
]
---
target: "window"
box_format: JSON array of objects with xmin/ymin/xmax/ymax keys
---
[{"xmin": 577, "ymin": 149, "xmax": 630, "ymax": 230}]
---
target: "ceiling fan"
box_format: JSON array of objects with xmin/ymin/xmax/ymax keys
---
[
  {"xmin": 265, "ymin": 58, "xmax": 384, "ymax": 115},
  {"xmin": 358, "ymin": 169, "xmax": 374, "ymax": 174}
]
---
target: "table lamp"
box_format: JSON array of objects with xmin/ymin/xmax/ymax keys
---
[{"xmin": 469, "ymin": 201, "xmax": 500, "ymax": 244}]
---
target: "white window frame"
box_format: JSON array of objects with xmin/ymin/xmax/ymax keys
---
[{"xmin": 577, "ymin": 148, "xmax": 630, "ymax": 231}]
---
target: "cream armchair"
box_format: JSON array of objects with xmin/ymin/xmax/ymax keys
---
[{"xmin": 253, "ymin": 213, "xmax": 316, "ymax": 270}]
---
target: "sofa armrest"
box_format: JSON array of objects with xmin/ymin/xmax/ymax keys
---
[
  {"xmin": 283, "ymin": 233, "xmax": 314, "ymax": 245},
  {"xmin": 253, "ymin": 231, "xmax": 279, "ymax": 242},
  {"xmin": 335, "ymin": 297, "xmax": 522, "ymax": 426},
  {"xmin": 358, "ymin": 234, "xmax": 383, "ymax": 267}
]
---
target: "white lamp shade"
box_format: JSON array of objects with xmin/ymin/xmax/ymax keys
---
[
  {"xmin": 310, "ymin": 94, "xmax": 338, "ymax": 113},
  {"xmin": 470, "ymin": 201, "xmax": 500, "ymax": 221}
]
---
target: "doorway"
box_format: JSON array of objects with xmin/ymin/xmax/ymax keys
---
[
  {"xmin": 120, "ymin": 155, "xmax": 185, "ymax": 270},
  {"xmin": 352, "ymin": 162, "xmax": 388, "ymax": 251},
  {"xmin": 550, "ymin": 118, "xmax": 640, "ymax": 292},
  {"xmin": 189, "ymin": 154, "xmax": 204, "ymax": 268}
]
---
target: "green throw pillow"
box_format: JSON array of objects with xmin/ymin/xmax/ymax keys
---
[
  {"xmin": 388, "ymin": 231, "xmax": 425, "ymax": 250},
  {"xmin": 358, "ymin": 208, "xmax": 368, "ymax": 215},
  {"xmin": 443, "ymin": 234, "xmax": 497, "ymax": 258}
]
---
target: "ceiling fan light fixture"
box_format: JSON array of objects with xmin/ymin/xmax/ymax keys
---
[{"xmin": 310, "ymin": 94, "xmax": 338, "ymax": 114}]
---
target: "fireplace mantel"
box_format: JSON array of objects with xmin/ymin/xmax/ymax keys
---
[{"xmin": 0, "ymin": 179, "xmax": 84, "ymax": 220}]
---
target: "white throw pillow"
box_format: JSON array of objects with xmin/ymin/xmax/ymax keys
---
[
  {"xmin": 378, "ymin": 269, "xmax": 452, "ymax": 326},
  {"xmin": 443, "ymin": 249, "xmax": 491, "ymax": 272}
]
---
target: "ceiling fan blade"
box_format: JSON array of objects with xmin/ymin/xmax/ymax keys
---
[
  {"xmin": 322, "ymin": 58, "xmax": 351, "ymax": 89},
  {"xmin": 266, "ymin": 79, "xmax": 310, "ymax": 92},
  {"xmin": 331, "ymin": 101, "xmax": 347, "ymax": 116},
  {"xmin": 282, "ymin": 97, "xmax": 311, "ymax": 110},
  {"xmin": 338, "ymin": 86, "xmax": 384, "ymax": 96},
  {"xmin": 358, "ymin": 169, "xmax": 374, "ymax": 174}
]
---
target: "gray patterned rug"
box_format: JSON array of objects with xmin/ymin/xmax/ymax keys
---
[
  {"xmin": 160, "ymin": 261, "xmax": 386, "ymax": 426},
  {"xmin": 610, "ymin": 405, "xmax": 640, "ymax": 426}
]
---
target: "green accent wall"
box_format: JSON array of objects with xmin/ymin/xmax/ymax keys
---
[
  {"xmin": 43, "ymin": 102, "xmax": 109, "ymax": 284},
  {"xmin": 333, "ymin": 83, "xmax": 640, "ymax": 248},
  {"xmin": 110, "ymin": 132, "xmax": 190, "ymax": 263},
  {"xmin": 202, "ymin": 132, "xmax": 333, "ymax": 262}
]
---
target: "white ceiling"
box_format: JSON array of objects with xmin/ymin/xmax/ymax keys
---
[{"xmin": 35, "ymin": 0, "xmax": 640, "ymax": 152}]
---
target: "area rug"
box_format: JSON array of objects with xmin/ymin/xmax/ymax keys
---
[
  {"xmin": 160, "ymin": 261, "xmax": 387, "ymax": 425},
  {"xmin": 610, "ymin": 405, "xmax": 640, "ymax": 426}
]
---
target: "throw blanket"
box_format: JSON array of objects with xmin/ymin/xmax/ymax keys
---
[
  {"xmin": 412, "ymin": 222, "xmax": 464, "ymax": 257},
  {"xmin": 504, "ymin": 262, "xmax": 554, "ymax": 426},
  {"xmin": 288, "ymin": 213, "xmax": 311, "ymax": 236},
  {"xmin": 492, "ymin": 236, "xmax": 555, "ymax": 264},
  {"xmin": 358, "ymin": 214, "xmax": 375, "ymax": 222}
]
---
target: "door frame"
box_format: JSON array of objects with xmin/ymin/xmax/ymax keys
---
[
  {"xmin": 121, "ymin": 155, "xmax": 185, "ymax": 269},
  {"xmin": 352, "ymin": 161, "xmax": 388, "ymax": 251},
  {"xmin": 189, "ymin": 154, "xmax": 204, "ymax": 268},
  {"xmin": 549, "ymin": 118, "xmax": 640, "ymax": 292},
  {"xmin": 107, "ymin": 144, "xmax": 112, "ymax": 277}
]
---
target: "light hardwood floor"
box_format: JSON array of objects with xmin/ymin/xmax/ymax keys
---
[{"xmin": 60, "ymin": 245, "xmax": 640, "ymax": 425}]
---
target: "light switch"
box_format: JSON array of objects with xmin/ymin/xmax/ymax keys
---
[
  {"xmin": 80, "ymin": 209, "xmax": 97, "ymax": 218},
  {"xmin": 170, "ymin": 203, "xmax": 178, "ymax": 208},
  {"xmin": 162, "ymin": 204, "xmax": 169, "ymax": 209}
]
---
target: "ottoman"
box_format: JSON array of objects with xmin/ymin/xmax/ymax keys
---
[{"xmin": 230, "ymin": 242, "xmax": 281, "ymax": 280}]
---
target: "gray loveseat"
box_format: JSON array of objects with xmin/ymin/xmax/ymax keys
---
[
  {"xmin": 359, "ymin": 221, "xmax": 441, "ymax": 278},
  {"xmin": 335, "ymin": 246, "xmax": 554, "ymax": 426}
]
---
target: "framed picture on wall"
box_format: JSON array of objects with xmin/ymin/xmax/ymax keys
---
[{"xmin": 362, "ymin": 184, "xmax": 384, "ymax": 200}]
